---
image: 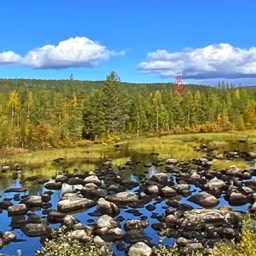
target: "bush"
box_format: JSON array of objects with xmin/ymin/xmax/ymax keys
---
[{"xmin": 35, "ymin": 227, "xmax": 112, "ymax": 256}]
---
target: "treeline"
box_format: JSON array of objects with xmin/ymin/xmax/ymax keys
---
[{"xmin": 0, "ymin": 72, "xmax": 255, "ymax": 149}]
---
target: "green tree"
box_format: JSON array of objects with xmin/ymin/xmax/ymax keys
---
[{"xmin": 102, "ymin": 71, "xmax": 129, "ymax": 134}]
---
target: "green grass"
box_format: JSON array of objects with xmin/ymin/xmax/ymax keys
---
[
  {"xmin": 1, "ymin": 130, "xmax": 256, "ymax": 178},
  {"xmin": 211, "ymin": 159, "xmax": 251, "ymax": 170}
]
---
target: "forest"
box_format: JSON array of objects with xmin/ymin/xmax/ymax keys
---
[{"xmin": 0, "ymin": 71, "xmax": 255, "ymax": 149}]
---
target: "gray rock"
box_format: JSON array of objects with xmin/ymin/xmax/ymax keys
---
[
  {"xmin": 145, "ymin": 185, "xmax": 159, "ymax": 195},
  {"xmin": 106, "ymin": 192, "xmax": 139, "ymax": 204},
  {"xmin": 204, "ymin": 178, "xmax": 225, "ymax": 191},
  {"xmin": 165, "ymin": 214, "xmax": 178, "ymax": 228},
  {"xmin": 47, "ymin": 210, "xmax": 66, "ymax": 223},
  {"xmin": 44, "ymin": 181, "xmax": 62, "ymax": 190},
  {"xmin": 8, "ymin": 204, "xmax": 27, "ymax": 216},
  {"xmin": 229, "ymin": 192, "xmax": 250, "ymax": 205},
  {"xmin": 97, "ymin": 198, "xmax": 120, "ymax": 215},
  {"xmin": 166, "ymin": 159, "xmax": 178, "ymax": 165},
  {"xmin": 21, "ymin": 195, "xmax": 42, "ymax": 207},
  {"xmin": 84, "ymin": 175, "xmax": 101, "ymax": 186},
  {"xmin": 94, "ymin": 235, "xmax": 107, "ymax": 246},
  {"xmin": 128, "ymin": 242, "xmax": 152, "ymax": 256},
  {"xmin": 225, "ymin": 165, "xmax": 243, "ymax": 176},
  {"xmin": 13, "ymin": 163, "xmax": 22, "ymax": 171},
  {"xmin": 55, "ymin": 174, "xmax": 68, "ymax": 183},
  {"xmin": 2, "ymin": 231, "xmax": 16, "ymax": 243},
  {"xmin": 94, "ymin": 215, "xmax": 122, "ymax": 241},
  {"xmin": 1, "ymin": 166, "xmax": 10, "ymax": 172},
  {"xmin": 22, "ymin": 223, "xmax": 49, "ymax": 237},
  {"xmin": 151, "ymin": 172, "xmax": 168, "ymax": 183},
  {"xmin": 95, "ymin": 215, "xmax": 118, "ymax": 229},
  {"xmin": 188, "ymin": 191, "xmax": 219, "ymax": 207},
  {"xmin": 63, "ymin": 215, "xmax": 79, "ymax": 227},
  {"xmin": 161, "ymin": 186, "xmax": 176, "ymax": 197},
  {"xmin": 124, "ymin": 219, "xmax": 149, "ymax": 231},
  {"xmin": 68, "ymin": 230, "xmax": 89, "ymax": 242},
  {"xmin": 178, "ymin": 209, "xmax": 242, "ymax": 231},
  {"xmin": 176, "ymin": 237, "xmax": 189, "ymax": 247},
  {"xmin": 58, "ymin": 197, "xmax": 96, "ymax": 212}
]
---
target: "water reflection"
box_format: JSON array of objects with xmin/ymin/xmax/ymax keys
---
[{"xmin": 0, "ymin": 140, "xmax": 256, "ymax": 255}]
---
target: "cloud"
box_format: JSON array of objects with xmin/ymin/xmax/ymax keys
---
[
  {"xmin": 138, "ymin": 43, "xmax": 256, "ymax": 80},
  {"xmin": 0, "ymin": 37, "xmax": 123, "ymax": 69},
  {"xmin": 0, "ymin": 51, "xmax": 22, "ymax": 65},
  {"xmin": 22, "ymin": 37, "xmax": 118, "ymax": 69}
]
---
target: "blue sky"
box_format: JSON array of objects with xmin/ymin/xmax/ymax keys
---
[{"xmin": 1, "ymin": 0, "xmax": 256, "ymax": 85}]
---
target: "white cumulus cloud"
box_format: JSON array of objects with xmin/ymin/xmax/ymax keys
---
[
  {"xmin": 21, "ymin": 37, "xmax": 117, "ymax": 69},
  {"xmin": 0, "ymin": 51, "xmax": 22, "ymax": 65},
  {"xmin": 138, "ymin": 43, "xmax": 256, "ymax": 80}
]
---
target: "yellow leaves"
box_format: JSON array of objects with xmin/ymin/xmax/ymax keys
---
[
  {"xmin": 72, "ymin": 93, "xmax": 77, "ymax": 108},
  {"xmin": 27, "ymin": 91, "xmax": 33, "ymax": 107},
  {"xmin": 194, "ymin": 90, "xmax": 202, "ymax": 108},
  {"xmin": 235, "ymin": 89, "xmax": 240, "ymax": 99},
  {"xmin": 9, "ymin": 90, "xmax": 19, "ymax": 108}
]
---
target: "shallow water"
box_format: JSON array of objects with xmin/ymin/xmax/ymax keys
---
[{"xmin": 0, "ymin": 140, "xmax": 255, "ymax": 255}]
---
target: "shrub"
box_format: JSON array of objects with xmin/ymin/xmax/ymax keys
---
[{"xmin": 35, "ymin": 227, "xmax": 112, "ymax": 256}]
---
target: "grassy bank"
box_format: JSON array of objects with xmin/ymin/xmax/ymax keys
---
[
  {"xmin": 0, "ymin": 130, "xmax": 255, "ymax": 176},
  {"xmin": 127, "ymin": 130, "xmax": 256, "ymax": 160}
]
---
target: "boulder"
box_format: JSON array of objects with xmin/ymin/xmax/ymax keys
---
[
  {"xmin": 13, "ymin": 163, "xmax": 22, "ymax": 171},
  {"xmin": 166, "ymin": 159, "xmax": 178, "ymax": 165},
  {"xmin": 80, "ymin": 187, "xmax": 107, "ymax": 200},
  {"xmin": 94, "ymin": 215, "xmax": 122, "ymax": 241},
  {"xmin": 178, "ymin": 209, "xmax": 242, "ymax": 231},
  {"xmin": 2, "ymin": 231, "xmax": 16, "ymax": 243},
  {"xmin": 145, "ymin": 185, "xmax": 159, "ymax": 195},
  {"xmin": 97, "ymin": 198, "xmax": 120, "ymax": 216},
  {"xmin": 55, "ymin": 174, "xmax": 68, "ymax": 183},
  {"xmin": 128, "ymin": 242, "xmax": 152, "ymax": 256},
  {"xmin": 8, "ymin": 204, "xmax": 27, "ymax": 216},
  {"xmin": 228, "ymin": 192, "xmax": 250, "ymax": 206},
  {"xmin": 150, "ymin": 172, "xmax": 168, "ymax": 183},
  {"xmin": 165, "ymin": 214, "xmax": 178, "ymax": 228},
  {"xmin": 21, "ymin": 195, "xmax": 42, "ymax": 207},
  {"xmin": 47, "ymin": 210, "xmax": 66, "ymax": 223},
  {"xmin": 124, "ymin": 219, "xmax": 149, "ymax": 231},
  {"xmin": 58, "ymin": 197, "xmax": 96, "ymax": 212},
  {"xmin": 67, "ymin": 177, "xmax": 84, "ymax": 185},
  {"xmin": 123, "ymin": 229, "xmax": 151, "ymax": 244},
  {"xmin": 1, "ymin": 166, "xmax": 10, "ymax": 172},
  {"xmin": 22, "ymin": 223, "xmax": 49, "ymax": 237},
  {"xmin": 68, "ymin": 230, "xmax": 89, "ymax": 242},
  {"xmin": 44, "ymin": 182, "xmax": 62, "ymax": 190},
  {"xmin": 106, "ymin": 192, "xmax": 139, "ymax": 204},
  {"xmin": 4, "ymin": 187, "xmax": 27, "ymax": 193},
  {"xmin": 94, "ymin": 215, "xmax": 118, "ymax": 230},
  {"xmin": 84, "ymin": 175, "xmax": 101, "ymax": 186},
  {"xmin": 63, "ymin": 215, "xmax": 79, "ymax": 227},
  {"xmin": 0, "ymin": 199, "xmax": 13, "ymax": 209},
  {"xmin": 188, "ymin": 191, "xmax": 219, "ymax": 207},
  {"xmin": 225, "ymin": 165, "xmax": 244, "ymax": 176},
  {"xmin": 161, "ymin": 186, "xmax": 176, "ymax": 197},
  {"xmin": 204, "ymin": 177, "xmax": 225, "ymax": 192}
]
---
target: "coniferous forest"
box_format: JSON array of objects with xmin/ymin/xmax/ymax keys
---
[{"xmin": 0, "ymin": 71, "xmax": 255, "ymax": 149}]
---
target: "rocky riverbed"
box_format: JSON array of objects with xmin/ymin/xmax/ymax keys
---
[{"xmin": 1, "ymin": 146, "xmax": 256, "ymax": 255}]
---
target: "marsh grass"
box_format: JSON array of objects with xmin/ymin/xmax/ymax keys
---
[
  {"xmin": 1, "ymin": 130, "xmax": 256, "ymax": 177},
  {"xmin": 127, "ymin": 137, "xmax": 200, "ymax": 160},
  {"xmin": 211, "ymin": 160, "xmax": 251, "ymax": 170},
  {"xmin": 111, "ymin": 157, "xmax": 131, "ymax": 167},
  {"xmin": 0, "ymin": 144, "xmax": 113, "ymax": 168}
]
